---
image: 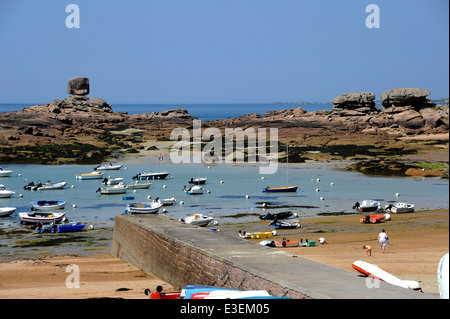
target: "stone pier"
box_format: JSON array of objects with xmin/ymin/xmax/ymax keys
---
[{"xmin": 111, "ymin": 214, "xmax": 435, "ymax": 299}]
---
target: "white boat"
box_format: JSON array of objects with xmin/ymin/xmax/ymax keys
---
[
  {"xmin": 180, "ymin": 214, "xmax": 214, "ymax": 227},
  {"xmin": 102, "ymin": 177, "xmax": 124, "ymax": 185},
  {"xmin": 184, "ymin": 185, "xmax": 204, "ymax": 195},
  {"xmin": 94, "ymin": 163, "xmax": 123, "ymax": 171},
  {"xmin": 188, "ymin": 177, "xmax": 207, "ymax": 185},
  {"xmin": 352, "ymin": 200, "xmax": 381, "ymax": 212},
  {"xmin": 158, "ymin": 197, "xmax": 177, "ymax": 206},
  {"xmin": 204, "ymin": 290, "xmax": 270, "ymax": 299},
  {"xmin": 0, "ymin": 185, "xmax": 15, "ymax": 198},
  {"xmin": 133, "ymin": 172, "xmax": 170, "ymax": 180},
  {"xmin": 96, "ymin": 183, "xmax": 127, "ymax": 195},
  {"xmin": 18, "ymin": 212, "xmax": 66, "ymax": 224},
  {"xmin": 125, "ymin": 201, "xmax": 162, "ymax": 214},
  {"xmin": 126, "ymin": 181, "xmax": 152, "ymax": 189},
  {"xmin": 25, "ymin": 180, "xmax": 67, "ymax": 191},
  {"xmin": 31, "ymin": 200, "xmax": 66, "ymax": 211},
  {"xmin": 76, "ymin": 172, "xmax": 104, "ymax": 180},
  {"xmin": 0, "ymin": 207, "xmax": 16, "ymax": 217},
  {"xmin": 385, "ymin": 202, "xmax": 415, "ymax": 213},
  {"xmin": 438, "ymin": 253, "xmax": 449, "ymax": 299},
  {"xmin": 0, "ymin": 168, "xmax": 13, "ymax": 177}
]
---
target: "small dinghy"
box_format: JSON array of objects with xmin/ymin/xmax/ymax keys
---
[
  {"xmin": 125, "ymin": 202, "xmax": 162, "ymax": 214},
  {"xmin": 157, "ymin": 197, "xmax": 177, "ymax": 206},
  {"xmin": 385, "ymin": 202, "xmax": 415, "ymax": 213},
  {"xmin": 269, "ymin": 219, "xmax": 301, "ymax": 229},
  {"xmin": 37, "ymin": 222, "xmax": 86, "ymax": 233},
  {"xmin": 125, "ymin": 181, "xmax": 152, "ymax": 189},
  {"xmin": 94, "ymin": 163, "xmax": 123, "ymax": 171},
  {"xmin": 184, "ymin": 185, "xmax": 204, "ymax": 195},
  {"xmin": 76, "ymin": 172, "xmax": 104, "ymax": 180},
  {"xmin": 133, "ymin": 172, "xmax": 169, "ymax": 180},
  {"xmin": 180, "ymin": 214, "xmax": 215, "ymax": 227},
  {"xmin": 24, "ymin": 180, "xmax": 67, "ymax": 191},
  {"xmin": 352, "ymin": 200, "xmax": 381, "ymax": 212},
  {"xmin": 239, "ymin": 230, "xmax": 275, "ymax": 239},
  {"xmin": 32, "ymin": 200, "xmax": 66, "ymax": 211},
  {"xmin": 19, "ymin": 212, "xmax": 66, "ymax": 224},
  {"xmin": 96, "ymin": 183, "xmax": 127, "ymax": 195},
  {"xmin": 360, "ymin": 214, "xmax": 386, "ymax": 224},
  {"xmin": 259, "ymin": 211, "xmax": 295, "ymax": 220},
  {"xmin": 0, "ymin": 207, "xmax": 16, "ymax": 217}
]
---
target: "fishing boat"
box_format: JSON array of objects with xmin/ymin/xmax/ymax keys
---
[
  {"xmin": 360, "ymin": 214, "xmax": 386, "ymax": 224},
  {"xmin": 94, "ymin": 163, "xmax": 123, "ymax": 171},
  {"xmin": 125, "ymin": 181, "xmax": 152, "ymax": 189},
  {"xmin": 269, "ymin": 219, "xmax": 301, "ymax": 229},
  {"xmin": 19, "ymin": 212, "xmax": 66, "ymax": 224},
  {"xmin": 157, "ymin": 197, "xmax": 177, "ymax": 206},
  {"xmin": 385, "ymin": 202, "xmax": 415, "ymax": 214},
  {"xmin": 24, "ymin": 180, "xmax": 67, "ymax": 191},
  {"xmin": 125, "ymin": 202, "xmax": 162, "ymax": 214},
  {"xmin": 76, "ymin": 171, "xmax": 104, "ymax": 180},
  {"xmin": 102, "ymin": 177, "xmax": 124, "ymax": 185},
  {"xmin": 0, "ymin": 185, "xmax": 15, "ymax": 198},
  {"xmin": 259, "ymin": 211, "xmax": 295, "ymax": 220},
  {"xmin": 32, "ymin": 200, "xmax": 66, "ymax": 211},
  {"xmin": 188, "ymin": 177, "xmax": 207, "ymax": 185},
  {"xmin": 352, "ymin": 260, "xmax": 421, "ymax": 291},
  {"xmin": 0, "ymin": 207, "xmax": 16, "ymax": 217},
  {"xmin": 37, "ymin": 222, "xmax": 86, "ymax": 233},
  {"xmin": 180, "ymin": 214, "xmax": 215, "ymax": 227},
  {"xmin": 133, "ymin": 172, "xmax": 169, "ymax": 180},
  {"xmin": 0, "ymin": 167, "xmax": 13, "ymax": 177},
  {"xmin": 183, "ymin": 185, "xmax": 204, "ymax": 195},
  {"xmin": 96, "ymin": 183, "xmax": 127, "ymax": 195},
  {"xmin": 352, "ymin": 200, "xmax": 381, "ymax": 212}
]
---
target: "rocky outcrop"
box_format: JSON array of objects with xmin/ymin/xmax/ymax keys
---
[
  {"xmin": 331, "ymin": 92, "xmax": 379, "ymax": 116},
  {"xmin": 380, "ymin": 88, "xmax": 433, "ymax": 110},
  {"xmin": 347, "ymin": 160, "xmax": 445, "ymax": 177},
  {"xmin": 67, "ymin": 77, "xmax": 90, "ymax": 96}
]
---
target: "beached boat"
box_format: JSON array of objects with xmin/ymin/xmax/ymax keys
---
[
  {"xmin": 133, "ymin": 172, "xmax": 169, "ymax": 180},
  {"xmin": 352, "ymin": 260, "xmax": 421, "ymax": 291},
  {"xmin": 188, "ymin": 177, "xmax": 207, "ymax": 185},
  {"xmin": 37, "ymin": 222, "xmax": 86, "ymax": 233},
  {"xmin": 96, "ymin": 184, "xmax": 127, "ymax": 195},
  {"xmin": 125, "ymin": 181, "xmax": 152, "ymax": 189},
  {"xmin": 0, "ymin": 168, "xmax": 13, "ymax": 177},
  {"xmin": 239, "ymin": 230, "xmax": 275, "ymax": 239},
  {"xmin": 180, "ymin": 285, "xmax": 285, "ymax": 300},
  {"xmin": 263, "ymin": 186, "xmax": 298, "ymax": 193},
  {"xmin": 385, "ymin": 202, "xmax": 415, "ymax": 214},
  {"xmin": 180, "ymin": 214, "xmax": 214, "ymax": 227},
  {"xmin": 269, "ymin": 219, "xmax": 301, "ymax": 229},
  {"xmin": 0, "ymin": 185, "xmax": 15, "ymax": 198},
  {"xmin": 184, "ymin": 185, "xmax": 204, "ymax": 195},
  {"xmin": 438, "ymin": 253, "xmax": 449, "ymax": 299},
  {"xmin": 32, "ymin": 200, "xmax": 66, "ymax": 211},
  {"xmin": 259, "ymin": 211, "xmax": 295, "ymax": 220},
  {"xmin": 19, "ymin": 212, "xmax": 66, "ymax": 224},
  {"xmin": 94, "ymin": 163, "xmax": 123, "ymax": 171},
  {"xmin": 125, "ymin": 202, "xmax": 162, "ymax": 214},
  {"xmin": 352, "ymin": 200, "xmax": 381, "ymax": 212},
  {"xmin": 76, "ymin": 171, "xmax": 104, "ymax": 180},
  {"xmin": 102, "ymin": 177, "xmax": 124, "ymax": 185},
  {"xmin": 360, "ymin": 214, "xmax": 386, "ymax": 224},
  {"xmin": 24, "ymin": 181, "xmax": 67, "ymax": 191},
  {"xmin": 145, "ymin": 286, "xmax": 182, "ymax": 299},
  {"xmin": 157, "ymin": 197, "xmax": 177, "ymax": 206},
  {"xmin": 0, "ymin": 207, "xmax": 16, "ymax": 217}
]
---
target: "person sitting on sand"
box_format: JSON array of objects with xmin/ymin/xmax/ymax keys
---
[{"xmin": 363, "ymin": 245, "xmax": 372, "ymax": 256}]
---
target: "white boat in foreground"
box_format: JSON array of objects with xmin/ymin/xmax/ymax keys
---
[
  {"xmin": 180, "ymin": 214, "xmax": 215, "ymax": 227},
  {"xmin": 0, "ymin": 168, "xmax": 13, "ymax": 177},
  {"xmin": 76, "ymin": 172, "xmax": 104, "ymax": 180},
  {"xmin": 125, "ymin": 202, "xmax": 162, "ymax": 214},
  {"xmin": 0, "ymin": 207, "xmax": 16, "ymax": 217},
  {"xmin": 385, "ymin": 202, "xmax": 415, "ymax": 213},
  {"xmin": 19, "ymin": 212, "xmax": 66, "ymax": 224},
  {"xmin": 0, "ymin": 185, "xmax": 15, "ymax": 198}
]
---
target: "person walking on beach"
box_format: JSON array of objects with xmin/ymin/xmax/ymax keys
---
[{"xmin": 378, "ymin": 229, "xmax": 389, "ymax": 253}]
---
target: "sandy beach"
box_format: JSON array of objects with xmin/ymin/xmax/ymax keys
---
[{"xmin": 0, "ymin": 208, "xmax": 447, "ymax": 298}]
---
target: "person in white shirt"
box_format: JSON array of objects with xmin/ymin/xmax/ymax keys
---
[{"xmin": 378, "ymin": 229, "xmax": 389, "ymax": 253}]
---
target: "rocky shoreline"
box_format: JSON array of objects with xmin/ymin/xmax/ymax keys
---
[{"xmin": 1, "ymin": 78, "xmax": 448, "ymax": 175}]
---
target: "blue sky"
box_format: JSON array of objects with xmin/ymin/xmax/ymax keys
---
[{"xmin": 0, "ymin": 0, "xmax": 448, "ymax": 104}]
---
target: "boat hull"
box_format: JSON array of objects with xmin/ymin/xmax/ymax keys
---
[
  {"xmin": 263, "ymin": 186, "xmax": 298, "ymax": 193},
  {"xmin": 19, "ymin": 212, "xmax": 66, "ymax": 224},
  {"xmin": 32, "ymin": 201, "xmax": 66, "ymax": 211},
  {"xmin": 0, "ymin": 207, "xmax": 16, "ymax": 217},
  {"xmin": 135, "ymin": 172, "xmax": 169, "ymax": 180},
  {"xmin": 125, "ymin": 203, "xmax": 162, "ymax": 214},
  {"xmin": 76, "ymin": 172, "xmax": 104, "ymax": 180}
]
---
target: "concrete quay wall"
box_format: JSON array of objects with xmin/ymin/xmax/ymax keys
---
[{"xmin": 111, "ymin": 214, "xmax": 435, "ymax": 299}]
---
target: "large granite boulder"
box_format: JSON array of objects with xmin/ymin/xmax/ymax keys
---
[
  {"xmin": 380, "ymin": 88, "xmax": 431, "ymax": 110},
  {"xmin": 67, "ymin": 77, "xmax": 90, "ymax": 96},
  {"xmin": 331, "ymin": 92, "xmax": 378, "ymax": 116}
]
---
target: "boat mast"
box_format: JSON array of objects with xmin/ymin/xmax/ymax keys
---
[{"xmin": 286, "ymin": 144, "xmax": 289, "ymax": 186}]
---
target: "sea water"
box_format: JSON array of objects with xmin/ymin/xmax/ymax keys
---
[{"xmin": 0, "ymin": 162, "xmax": 448, "ymax": 229}]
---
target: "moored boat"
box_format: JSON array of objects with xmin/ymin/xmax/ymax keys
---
[
  {"xmin": 94, "ymin": 163, "xmax": 123, "ymax": 171},
  {"xmin": 0, "ymin": 207, "xmax": 16, "ymax": 217},
  {"xmin": 188, "ymin": 177, "xmax": 207, "ymax": 185},
  {"xmin": 76, "ymin": 172, "xmax": 104, "ymax": 180},
  {"xmin": 157, "ymin": 197, "xmax": 177, "ymax": 206},
  {"xmin": 0, "ymin": 168, "xmax": 13, "ymax": 177},
  {"xmin": 385, "ymin": 202, "xmax": 415, "ymax": 213},
  {"xmin": 96, "ymin": 183, "xmax": 127, "ymax": 195},
  {"xmin": 19, "ymin": 212, "xmax": 66, "ymax": 224},
  {"xmin": 0, "ymin": 185, "xmax": 15, "ymax": 198},
  {"xmin": 352, "ymin": 200, "xmax": 381, "ymax": 212},
  {"xmin": 180, "ymin": 214, "xmax": 214, "ymax": 227},
  {"xmin": 37, "ymin": 222, "xmax": 86, "ymax": 233},
  {"xmin": 183, "ymin": 185, "xmax": 204, "ymax": 195},
  {"xmin": 32, "ymin": 200, "xmax": 66, "ymax": 211},
  {"xmin": 259, "ymin": 211, "xmax": 295, "ymax": 220},
  {"xmin": 125, "ymin": 181, "xmax": 152, "ymax": 189},
  {"xmin": 269, "ymin": 219, "xmax": 301, "ymax": 229},
  {"xmin": 102, "ymin": 177, "xmax": 124, "ymax": 185},
  {"xmin": 125, "ymin": 202, "xmax": 162, "ymax": 214},
  {"xmin": 133, "ymin": 172, "xmax": 169, "ymax": 180},
  {"xmin": 263, "ymin": 186, "xmax": 298, "ymax": 193}
]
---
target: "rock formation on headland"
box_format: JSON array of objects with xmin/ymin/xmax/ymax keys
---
[{"xmin": 0, "ymin": 78, "xmax": 448, "ymax": 168}]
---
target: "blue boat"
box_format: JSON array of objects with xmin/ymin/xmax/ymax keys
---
[{"xmin": 37, "ymin": 223, "xmax": 86, "ymax": 233}]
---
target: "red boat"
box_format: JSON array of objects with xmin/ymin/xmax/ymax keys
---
[
  {"xmin": 360, "ymin": 214, "xmax": 385, "ymax": 224},
  {"xmin": 145, "ymin": 286, "xmax": 182, "ymax": 299}
]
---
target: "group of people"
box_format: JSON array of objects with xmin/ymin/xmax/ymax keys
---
[{"xmin": 363, "ymin": 229, "xmax": 389, "ymax": 256}]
